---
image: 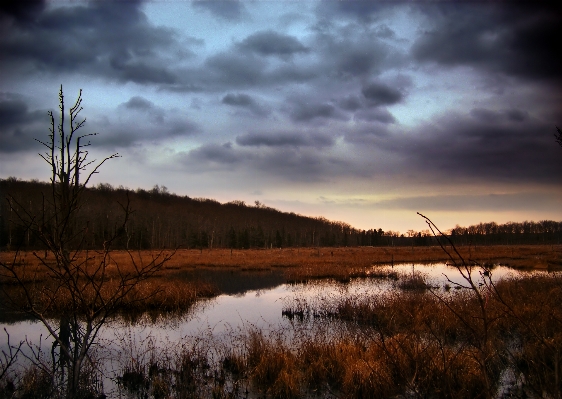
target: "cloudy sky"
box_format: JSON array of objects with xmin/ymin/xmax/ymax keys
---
[{"xmin": 1, "ymin": 1, "xmax": 561, "ymax": 233}]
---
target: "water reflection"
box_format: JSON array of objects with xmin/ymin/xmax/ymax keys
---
[
  {"xmin": 171, "ymin": 267, "xmax": 287, "ymax": 295},
  {"xmin": 0, "ymin": 262, "xmax": 551, "ymax": 397},
  {"xmin": 2, "ymin": 263, "xmax": 543, "ymax": 352}
]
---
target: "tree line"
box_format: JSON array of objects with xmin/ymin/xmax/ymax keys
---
[{"xmin": 1, "ymin": 177, "xmax": 560, "ymax": 250}]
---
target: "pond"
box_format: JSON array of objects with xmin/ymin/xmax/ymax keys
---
[{"xmin": 0, "ymin": 262, "xmax": 550, "ymax": 397}]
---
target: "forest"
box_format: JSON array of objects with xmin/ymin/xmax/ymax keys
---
[{"xmin": 2, "ymin": 177, "xmax": 561, "ymax": 251}]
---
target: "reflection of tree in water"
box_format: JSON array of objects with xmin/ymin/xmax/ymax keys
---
[{"xmin": 177, "ymin": 268, "xmax": 287, "ymax": 295}]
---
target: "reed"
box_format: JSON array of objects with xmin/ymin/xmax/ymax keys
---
[
  {"xmin": 2, "ymin": 245, "xmax": 561, "ymax": 398},
  {"xmin": 2, "ymin": 244, "xmax": 559, "ymax": 318},
  {"xmin": 9, "ymin": 273, "xmax": 560, "ymax": 398},
  {"xmin": 2, "ymin": 244, "xmax": 559, "ymax": 284}
]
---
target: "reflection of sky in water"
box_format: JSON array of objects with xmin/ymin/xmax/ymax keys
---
[{"xmin": 0, "ymin": 263, "xmax": 549, "ymax": 370}]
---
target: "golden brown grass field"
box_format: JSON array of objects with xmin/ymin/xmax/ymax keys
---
[
  {"xmin": 2, "ymin": 244, "xmax": 561, "ymax": 283},
  {"xmin": 1, "ymin": 244, "xmax": 560, "ymax": 314}
]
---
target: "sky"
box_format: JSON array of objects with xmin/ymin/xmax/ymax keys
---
[{"xmin": 1, "ymin": 0, "xmax": 561, "ymax": 233}]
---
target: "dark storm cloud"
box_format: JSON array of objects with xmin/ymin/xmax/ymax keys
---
[
  {"xmin": 354, "ymin": 108, "xmax": 396, "ymax": 124},
  {"xmin": 122, "ymin": 97, "xmax": 154, "ymax": 111},
  {"xmin": 0, "ymin": 0, "xmax": 46, "ymax": 25},
  {"xmin": 94, "ymin": 97, "xmax": 199, "ymax": 148},
  {"xmin": 505, "ymin": 109, "xmax": 528, "ymax": 122},
  {"xmin": 311, "ymin": 19, "xmax": 401, "ymax": 80},
  {"xmin": 109, "ymin": 56, "xmax": 178, "ymax": 85},
  {"xmin": 164, "ymin": 119, "xmax": 199, "ymax": 136},
  {"xmin": 221, "ymin": 93, "xmax": 269, "ymax": 117},
  {"xmin": 93, "ymin": 116, "xmax": 199, "ymax": 149},
  {"xmin": 201, "ymin": 48, "xmax": 319, "ymax": 89},
  {"xmin": 0, "ymin": 127, "xmax": 37, "ymax": 153},
  {"xmin": 326, "ymin": 36, "xmax": 394, "ymax": 79},
  {"xmin": 182, "ymin": 139, "xmax": 346, "ymax": 182},
  {"xmin": 469, "ymin": 108, "xmax": 531, "ymax": 125},
  {"xmin": 222, "ymin": 93, "xmax": 253, "ymax": 107},
  {"xmin": 204, "ymin": 52, "xmax": 266, "ymax": 86},
  {"xmin": 253, "ymin": 148, "xmax": 348, "ymax": 183},
  {"xmin": 361, "ymin": 82, "xmax": 403, "ymax": 107},
  {"xmin": 187, "ymin": 142, "xmax": 245, "ymax": 166},
  {"xmin": 0, "ymin": 95, "xmax": 45, "ymax": 153},
  {"xmin": 337, "ymin": 95, "xmax": 363, "ymax": 111},
  {"xmin": 235, "ymin": 131, "xmax": 334, "ymax": 148},
  {"xmin": 380, "ymin": 110, "xmax": 561, "ymax": 185},
  {"xmin": 0, "ymin": 1, "xmax": 182, "ymax": 84},
  {"xmin": 120, "ymin": 96, "xmax": 165, "ymax": 123},
  {"xmin": 286, "ymin": 99, "xmax": 348, "ymax": 123},
  {"xmin": 412, "ymin": 4, "xmax": 562, "ymax": 81},
  {"xmin": 374, "ymin": 24, "xmax": 395, "ymax": 39},
  {"xmin": 238, "ymin": 30, "xmax": 309, "ymax": 58},
  {"xmin": 192, "ymin": 0, "xmax": 245, "ymax": 21},
  {"xmin": 0, "ymin": 97, "xmax": 43, "ymax": 128},
  {"xmin": 318, "ymin": 1, "xmax": 394, "ymax": 23}
]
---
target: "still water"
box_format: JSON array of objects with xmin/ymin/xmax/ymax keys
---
[
  {"xmin": 0, "ymin": 263, "xmax": 547, "ymax": 396},
  {"xmin": 0, "ymin": 263, "xmax": 540, "ymax": 352}
]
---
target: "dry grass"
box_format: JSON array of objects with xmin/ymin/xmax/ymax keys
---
[
  {"xmin": 6, "ymin": 249, "xmax": 562, "ymax": 398},
  {"xmin": 1, "ymin": 245, "xmax": 559, "ymax": 317},
  {"xmin": 2, "ymin": 244, "xmax": 560, "ymax": 278}
]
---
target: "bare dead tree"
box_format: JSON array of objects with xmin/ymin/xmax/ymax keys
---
[
  {"xmin": 556, "ymin": 126, "xmax": 562, "ymax": 148},
  {"xmin": 417, "ymin": 212, "xmax": 503, "ymax": 399},
  {"xmin": 0, "ymin": 85, "xmax": 173, "ymax": 398}
]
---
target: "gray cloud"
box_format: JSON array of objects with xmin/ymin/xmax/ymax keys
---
[
  {"xmin": 222, "ymin": 93, "xmax": 253, "ymax": 107},
  {"xmin": 0, "ymin": 95, "xmax": 45, "ymax": 153},
  {"xmin": 95, "ymin": 115, "xmax": 199, "ymax": 150},
  {"xmin": 318, "ymin": 1, "xmax": 395, "ymax": 23},
  {"xmin": 361, "ymin": 82, "xmax": 403, "ymax": 107},
  {"xmin": 235, "ymin": 131, "xmax": 334, "ymax": 148},
  {"xmin": 1, "ymin": 0, "xmax": 561, "ymax": 225},
  {"xmin": 286, "ymin": 98, "xmax": 348, "ymax": 123},
  {"xmin": 0, "ymin": 1, "xmax": 183, "ymax": 84},
  {"xmin": 181, "ymin": 138, "xmax": 347, "ymax": 183},
  {"xmin": 412, "ymin": 4, "xmax": 562, "ymax": 81},
  {"xmin": 165, "ymin": 119, "xmax": 199, "ymax": 137},
  {"xmin": 120, "ymin": 96, "xmax": 166, "ymax": 123},
  {"xmin": 122, "ymin": 96, "xmax": 156, "ymax": 111},
  {"xmin": 0, "ymin": 0, "xmax": 46, "ymax": 25},
  {"xmin": 192, "ymin": 0, "xmax": 245, "ymax": 21},
  {"xmin": 0, "ymin": 96, "xmax": 43, "ymax": 128},
  {"xmin": 310, "ymin": 20, "xmax": 401, "ymax": 80},
  {"xmin": 379, "ymin": 111, "xmax": 562, "ymax": 185},
  {"xmin": 94, "ymin": 98, "xmax": 199, "ymax": 149},
  {"xmin": 204, "ymin": 52, "xmax": 266, "ymax": 86},
  {"xmin": 187, "ymin": 142, "xmax": 245, "ymax": 166},
  {"xmin": 354, "ymin": 108, "xmax": 396, "ymax": 124},
  {"xmin": 221, "ymin": 93, "xmax": 269, "ymax": 117},
  {"xmin": 291, "ymin": 103, "xmax": 337, "ymax": 122},
  {"xmin": 238, "ymin": 30, "xmax": 309, "ymax": 58},
  {"xmin": 337, "ymin": 95, "xmax": 363, "ymax": 111},
  {"xmin": 109, "ymin": 56, "xmax": 178, "ymax": 85}
]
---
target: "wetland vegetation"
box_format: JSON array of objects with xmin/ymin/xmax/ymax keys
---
[{"xmin": 1, "ymin": 245, "xmax": 561, "ymax": 398}]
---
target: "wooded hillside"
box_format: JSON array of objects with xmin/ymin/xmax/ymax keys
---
[{"xmin": 1, "ymin": 178, "xmax": 560, "ymax": 250}]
